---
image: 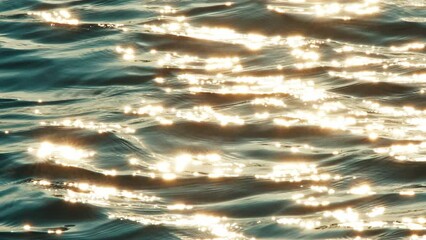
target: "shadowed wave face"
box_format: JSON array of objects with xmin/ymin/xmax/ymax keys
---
[{"xmin": 1, "ymin": 0, "xmax": 426, "ymax": 239}]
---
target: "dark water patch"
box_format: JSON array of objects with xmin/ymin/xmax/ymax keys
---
[{"xmin": 332, "ymin": 81, "xmax": 416, "ymax": 97}]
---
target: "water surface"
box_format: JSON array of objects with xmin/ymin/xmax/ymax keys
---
[{"xmin": 1, "ymin": 0, "xmax": 426, "ymax": 239}]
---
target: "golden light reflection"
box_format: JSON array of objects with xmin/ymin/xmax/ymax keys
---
[
  {"xmin": 159, "ymin": 6, "xmax": 177, "ymax": 14},
  {"xmin": 364, "ymin": 100, "xmax": 426, "ymax": 117},
  {"xmin": 277, "ymin": 205, "xmax": 391, "ymax": 233},
  {"xmin": 324, "ymin": 208, "xmax": 376, "ymax": 231},
  {"xmin": 291, "ymin": 48, "xmax": 320, "ymax": 61},
  {"xmin": 28, "ymin": 142, "xmax": 95, "ymax": 166},
  {"xmin": 125, "ymin": 103, "xmax": 245, "ymax": 126},
  {"xmin": 135, "ymin": 105, "xmax": 164, "ymax": 116},
  {"xmin": 329, "ymin": 71, "xmax": 426, "ymax": 84},
  {"xmin": 254, "ymin": 163, "xmax": 338, "ymax": 182},
  {"xmin": 97, "ymin": 23, "xmax": 126, "ymax": 31},
  {"xmin": 28, "ymin": 10, "xmax": 79, "ymax": 25},
  {"xmin": 157, "ymin": 53, "xmax": 198, "ymax": 68},
  {"xmin": 286, "ymin": 35, "xmax": 308, "ymax": 48},
  {"xmin": 348, "ymin": 184, "xmax": 375, "ymax": 195},
  {"xmin": 176, "ymin": 106, "xmax": 245, "ymax": 126},
  {"xmin": 343, "ymin": 56, "xmax": 383, "ymax": 67},
  {"xmin": 320, "ymin": 204, "xmax": 426, "ymax": 232},
  {"xmin": 177, "ymin": 74, "xmax": 328, "ymax": 102},
  {"xmin": 32, "ymin": 179, "xmax": 51, "ymax": 186},
  {"xmin": 205, "ymin": 57, "xmax": 242, "ymax": 72},
  {"xmin": 40, "ymin": 119, "xmax": 135, "ymax": 134},
  {"xmin": 374, "ymin": 142, "xmax": 426, "ymax": 162},
  {"xmin": 277, "ymin": 217, "xmax": 321, "ymax": 230},
  {"xmin": 399, "ymin": 190, "xmax": 416, "ymax": 196},
  {"xmin": 144, "ymin": 17, "xmax": 282, "ymax": 50},
  {"xmin": 366, "ymin": 207, "xmax": 385, "ymax": 218},
  {"xmin": 103, "ymin": 169, "xmax": 117, "ymax": 176},
  {"xmin": 32, "ymin": 178, "xmax": 161, "ymax": 212},
  {"xmin": 23, "ymin": 224, "xmax": 31, "ymax": 231},
  {"xmin": 267, "ymin": 0, "xmax": 380, "ymax": 18},
  {"xmin": 391, "ymin": 42, "xmax": 425, "ymax": 52},
  {"xmin": 279, "ymin": 111, "xmax": 356, "ymax": 130},
  {"xmin": 147, "ymin": 153, "xmax": 245, "ymax": 180},
  {"xmin": 20, "ymin": 4, "xmax": 426, "ymax": 238},
  {"xmin": 296, "ymin": 196, "xmax": 330, "ymax": 207},
  {"xmin": 394, "ymin": 217, "xmax": 426, "ymax": 230},
  {"xmin": 109, "ymin": 213, "xmax": 245, "ymax": 239},
  {"xmin": 255, "ymin": 97, "xmax": 423, "ymax": 142},
  {"xmin": 310, "ymin": 185, "xmax": 335, "ymax": 194},
  {"xmin": 31, "ymin": 177, "xmax": 246, "ymax": 238},
  {"xmin": 62, "ymin": 181, "xmax": 160, "ymax": 205},
  {"xmin": 116, "ymin": 46, "xmax": 135, "ymax": 61},
  {"xmin": 410, "ymin": 235, "xmax": 426, "ymax": 240},
  {"xmin": 167, "ymin": 203, "xmax": 193, "ymax": 210}
]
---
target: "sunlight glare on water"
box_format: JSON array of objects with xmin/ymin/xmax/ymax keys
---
[{"xmin": 0, "ymin": 0, "xmax": 426, "ymax": 239}]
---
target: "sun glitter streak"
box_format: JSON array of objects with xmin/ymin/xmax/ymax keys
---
[
  {"xmin": 109, "ymin": 213, "xmax": 245, "ymax": 239},
  {"xmin": 148, "ymin": 153, "xmax": 245, "ymax": 180},
  {"xmin": 144, "ymin": 17, "xmax": 282, "ymax": 50},
  {"xmin": 254, "ymin": 163, "xmax": 338, "ymax": 182},
  {"xmin": 28, "ymin": 142, "xmax": 95, "ymax": 165},
  {"xmin": 28, "ymin": 10, "xmax": 79, "ymax": 25},
  {"xmin": 267, "ymin": 0, "xmax": 380, "ymax": 18}
]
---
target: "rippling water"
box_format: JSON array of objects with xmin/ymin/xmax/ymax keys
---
[{"xmin": 1, "ymin": 0, "xmax": 426, "ymax": 239}]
